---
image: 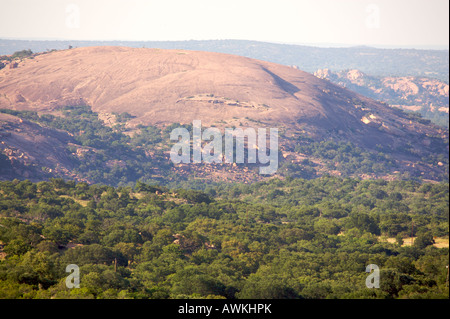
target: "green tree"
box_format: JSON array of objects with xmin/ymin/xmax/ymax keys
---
[
  {"xmin": 314, "ymin": 218, "xmax": 341, "ymax": 235},
  {"xmin": 236, "ymin": 274, "xmax": 298, "ymax": 299},
  {"xmin": 414, "ymin": 232, "xmax": 435, "ymax": 250}
]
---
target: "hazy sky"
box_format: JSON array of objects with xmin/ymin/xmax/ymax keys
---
[{"xmin": 0, "ymin": 0, "xmax": 448, "ymax": 48}]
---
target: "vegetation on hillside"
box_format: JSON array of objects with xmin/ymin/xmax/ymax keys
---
[{"xmin": 1, "ymin": 105, "xmax": 448, "ymax": 187}]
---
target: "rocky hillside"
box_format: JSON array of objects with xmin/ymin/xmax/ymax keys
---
[
  {"xmin": 1, "ymin": 39, "xmax": 449, "ymax": 81},
  {"xmin": 0, "ymin": 47, "xmax": 448, "ymax": 185},
  {"xmin": 314, "ymin": 69, "xmax": 449, "ymax": 127},
  {"xmin": 0, "ymin": 112, "xmax": 80, "ymax": 181}
]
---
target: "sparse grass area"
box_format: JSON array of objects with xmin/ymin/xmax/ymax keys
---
[
  {"xmin": 434, "ymin": 237, "xmax": 450, "ymax": 249},
  {"xmin": 59, "ymin": 195, "xmax": 89, "ymax": 207},
  {"xmin": 378, "ymin": 236, "xmax": 449, "ymax": 248}
]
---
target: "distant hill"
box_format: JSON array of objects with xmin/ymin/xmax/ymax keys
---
[
  {"xmin": 1, "ymin": 39, "xmax": 448, "ymax": 81},
  {"xmin": 0, "ymin": 46, "xmax": 448, "ymax": 185},
  {"xmin": 314, "ymin": 69, "xmax": 449, "ymax": 128}
]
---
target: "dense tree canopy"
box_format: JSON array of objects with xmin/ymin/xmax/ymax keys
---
[{"xmin": 0, "ymin": 177, "xmax": 448, "ymax": 299}]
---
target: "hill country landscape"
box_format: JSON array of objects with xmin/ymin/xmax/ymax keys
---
[{"xmin": 0, "ymin": 39, "xmax": 448, "ymax": 301}]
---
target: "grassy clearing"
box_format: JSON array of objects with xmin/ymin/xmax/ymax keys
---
[
  {"xmin": 59, "ymin": 195, "xmax": 89, "ymax": 207},
  {"xmin": 378, "ymin": 236, "xmax": 449, "ymax": 248},
  {"xmin": 433, "ymin": 237, "xmax": 450, "ymax": 249}
]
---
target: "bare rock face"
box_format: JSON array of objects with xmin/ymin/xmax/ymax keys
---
[
  {"xmin": 1, "ymin": 46, "xmax": 358, "ymax": 132},
  {"xmin": 1, "ymin": 47, "xmax": 445, "ymax": 145}
]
